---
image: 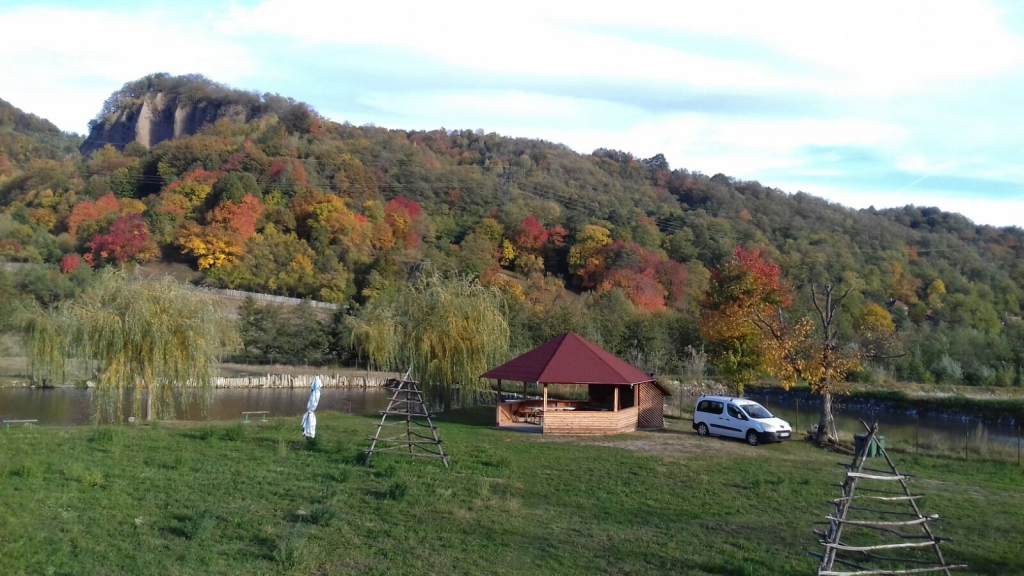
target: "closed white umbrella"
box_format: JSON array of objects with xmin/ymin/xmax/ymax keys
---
[{"xmin": 301, "ymin": 376, "xmax": 322, "ymax": 439}]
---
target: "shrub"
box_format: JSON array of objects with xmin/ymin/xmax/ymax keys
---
[
  {"xmin": 965, "ymin": 365, "xmax": 997, "ymax": 387},
  {"xmin": 196, "ymin": 427, "xmax": 217, "ymax": 440},
  {"xmin": 931, "ymin": 354, "xmax": 963, "ymax": 385},
  {"xmin": 993, "ymin": 364, "xmax": 1016, "ymax": 387}
]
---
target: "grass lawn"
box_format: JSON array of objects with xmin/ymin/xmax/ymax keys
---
[{"xmin": 0, "ymin": 410, "xmax": 1021, "ymax": 575}]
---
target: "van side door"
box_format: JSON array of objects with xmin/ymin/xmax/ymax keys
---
[
  {"xmin": 719, "ymin": 403, "xmax": 749, "ymax": 438},
  {"xmin": 704, "ymin": 401, "xmax": 737, "ymax": 437}
]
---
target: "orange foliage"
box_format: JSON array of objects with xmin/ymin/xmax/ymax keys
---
[
  {"xmin": 67, "ymin": 193, "xmax": 121, "ymax": 237},
  {"xmin": 209, "ymin": 194, "xmax": 263, "ymax": 240}
]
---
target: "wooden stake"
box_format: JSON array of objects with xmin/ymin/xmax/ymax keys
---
[
  {"xmin": 542, "ymin": 384, "xmax": 548, "ymax": 427},
  {"xmin": 915, "ymin": 414, "xmax": 920, "ymax": 455}
]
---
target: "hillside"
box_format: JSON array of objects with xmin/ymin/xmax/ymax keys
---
[
  {"xmin": 1, "ymin": 73, "xmax": 1022, "ymax": 386},
  {"xmin": 0, "ymin": 97, "xmax": 82, "ymax": 165}
]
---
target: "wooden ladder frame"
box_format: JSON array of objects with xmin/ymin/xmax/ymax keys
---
[
  {"xmin": 813, "ymin": 420, "xmax": 965, "ymax": 575},
  {"xmin": 364, "ymin": 368, "xmax": 449, "ymax": 469}
]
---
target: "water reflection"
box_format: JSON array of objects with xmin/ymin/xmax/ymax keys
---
[{"xmin": 0, "ymin": 387, "xmax": 391, "ymax": 425}]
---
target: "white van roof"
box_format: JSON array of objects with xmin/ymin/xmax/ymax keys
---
[{"xmin": 697, "ymin": 395, "xmax": 759, "ymax": 405}]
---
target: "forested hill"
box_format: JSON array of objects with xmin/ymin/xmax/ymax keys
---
[
  {"xmin": 2, "ymin": 74, "xmax": 1022, "ymax": 385},
  {"xmin": 0, "ymin": 97, "xmax": 81, "ymax": 164}
]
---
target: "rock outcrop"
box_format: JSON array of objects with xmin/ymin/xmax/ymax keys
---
[{"xmin": 81, "ymin": 92, "xmax": 252, "ymax": 155}]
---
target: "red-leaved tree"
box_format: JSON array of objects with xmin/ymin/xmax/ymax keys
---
[{"xmin": 84, "ymin": 214, "xmax": 157, "ymax": 266}]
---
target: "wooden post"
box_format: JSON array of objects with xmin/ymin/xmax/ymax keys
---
[
  {"xmin": 915, "ymin": 414, "xmax": 920, "ymax": 455},
  {"xmin": 497, "ymin": 379, "xmax": 502, "ymax": 404},
  {"xmin": 542, "ymin": 384, "xmax": 548, "ymax": 414},
  {"xmin": 796, "ymin": 399, "xmax": 799, "ymax": 436},
  {"xmin": 965, "ymin": 426, "xmax": 969, "ymax": 461},
  {"xmin": 614, "ymin": 387, "xmax": 619, "ymax": 412},
  {"xmin": 523, "ymin": 381, "xmax": 528, "ymax": 400}
]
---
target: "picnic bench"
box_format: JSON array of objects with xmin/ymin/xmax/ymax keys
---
[
  {"xmin": 3, "ymin": 419, "xmax": 38, "ymax": 430},
  {"xmin": 241, "ymin": 411, "xmax": 269, "ymax": 423}
]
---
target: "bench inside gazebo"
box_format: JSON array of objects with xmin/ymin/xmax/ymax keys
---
[{"xmin": 481, "ymin": 332, "xmax": 670, "ymax": 435}]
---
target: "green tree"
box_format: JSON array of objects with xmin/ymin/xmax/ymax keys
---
[
  {"xmin": 18, "ymin": 270, "xmax": 235, "ymax": 421},
  {"xmin": 349, "ymin": 273, "xmax": 509, "ymax": 410}
]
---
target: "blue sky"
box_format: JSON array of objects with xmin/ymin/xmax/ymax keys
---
[{"xmin": 1, "ymin": 1, "xmax": 1023, "ymax": 227}]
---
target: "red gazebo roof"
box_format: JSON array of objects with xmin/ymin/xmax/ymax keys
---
[{"xmin": 481, "ymin": 332, "xmax": 662, "ymax": 388}]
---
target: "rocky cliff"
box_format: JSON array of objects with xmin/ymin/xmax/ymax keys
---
[{"xmin": 81, "ymin": 92, "xmax": 253, "ymax": 155}]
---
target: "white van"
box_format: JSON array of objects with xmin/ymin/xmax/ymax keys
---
[{"xmin": 692, "ymin": 395, "xmax": 792, "ymax": 445}]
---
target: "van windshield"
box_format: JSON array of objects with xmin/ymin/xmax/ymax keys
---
[{"xmin": 740, "ymin": 403, "xmax": 773, "ymax": 419}]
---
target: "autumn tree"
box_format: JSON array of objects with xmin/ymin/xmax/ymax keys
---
[
  {"xmin": 700, "ymin": 247, "xmax": 792, "ymax": 394},
  {"xmin": 84, "ymin": 213, "xmax": 158, "ymax": 266}
]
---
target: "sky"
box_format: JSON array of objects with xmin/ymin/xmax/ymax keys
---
[{"xmin": 1, "ymin": 1, "xmax": 1023, "ymax": 227}]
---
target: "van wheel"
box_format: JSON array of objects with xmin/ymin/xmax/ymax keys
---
[
  {"xmin": 696, "ymin": 423, "xmax": 709, "ymax": 436},
  {"xmin": 746, "ymin": 430, "xmax": 760, "ymax": 446}
]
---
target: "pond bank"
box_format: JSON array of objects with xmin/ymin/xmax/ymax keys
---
[{"xmin": 748, "ymin": 383, "xmax": 1024, "ymax": 425}]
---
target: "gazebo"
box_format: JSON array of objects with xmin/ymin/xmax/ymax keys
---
[{"xmin": 481, "ymin": 332, "xmax": 671, "ymax": 434}]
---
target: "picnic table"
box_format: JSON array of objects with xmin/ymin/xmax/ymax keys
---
[{"xmin": 3, "ymin": 419, "xmax": 38, "ymax": 430}]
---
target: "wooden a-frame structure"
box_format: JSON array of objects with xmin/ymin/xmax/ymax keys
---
[
  {"xmin": 813, "ymin": 421, "xmax": 965, "ymax": 575},
  {"xmin": 364, "ymin": 368, "xmax": 449, "ymax": 468}
]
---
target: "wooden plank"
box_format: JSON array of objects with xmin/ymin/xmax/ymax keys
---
[
  {"xmin": 819, "ymin": 566, "xmax": 967, "ymax": 575},
  {"xmin": 826, "ymin": 515, "xmax": 939, "ymax": 527},
  {"xmin": 832, "ymin": 495, "xmax": 924, "ymax": 503},
  {"xmin": 847, "ymin": 472, "xmax": 909, "ymax": 481},
  {"xmin": 822, "ymin": 541, "xmax": 940, "ymax": 552}
]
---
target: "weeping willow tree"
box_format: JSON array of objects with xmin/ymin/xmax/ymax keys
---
[
  {"xmin": 18, "ymin": 270, "xmax": 235, "ymax": 422},
  {"xmin": 349, "ymin": 273, "xmax": 510, "ymax": 410}
]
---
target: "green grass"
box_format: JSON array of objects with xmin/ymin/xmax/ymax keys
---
[{"xmin": 0, "ymin": 410, "xmax": 1022, "ymax": 575}]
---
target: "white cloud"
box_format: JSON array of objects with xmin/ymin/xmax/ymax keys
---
[
  {"xmin": 222, "ymin": 0, "xmax": 1024, "ymax": 99},
  {"xmin": 0, "ymin": 6, "xmax": 255, "ymax": 132},
  {"xmin": 219, "ymin": 0, "xmax": 813, "ymax": 94},
  {"xmin": 543, "ymin": 0, "xmax": 1024, "ymax": 97}
]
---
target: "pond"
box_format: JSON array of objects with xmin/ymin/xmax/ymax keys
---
[
  {"xmin": 2, "ymin": 386, "xmax": 1020, "ymax": 457},
  {"xmin": 0, "ymin": 387, "xmax": 392, "ymax": 426},
  {"xmin": 745, "ymin": 392, "xmax": 1021, "ymax": 450},
  {"xmin": 668, "ymin": 390, "xmax": 1021, "ymax": 453}
]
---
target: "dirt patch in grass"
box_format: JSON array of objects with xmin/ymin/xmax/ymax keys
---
[{"xmin": 530, "ymin": 422, "xmax": 769, "ymax": 461}]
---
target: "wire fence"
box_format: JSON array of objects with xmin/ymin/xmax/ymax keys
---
[{"xmin": 661, "ymin": 382, "xmax": 1024, "ymax": 466}]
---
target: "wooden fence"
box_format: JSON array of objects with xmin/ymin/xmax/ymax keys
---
[
  {"xmin": 185, "ymin": 286, "xmax": 340, "ymax": 309},
  {"xmin": 214, "ymin": 373, "xmax": 387, "ymax": 389}
]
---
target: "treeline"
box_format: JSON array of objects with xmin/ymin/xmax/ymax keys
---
[{"xmin": 1, "ymin": 74, "xmax": 1022, "ymax": 388}]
